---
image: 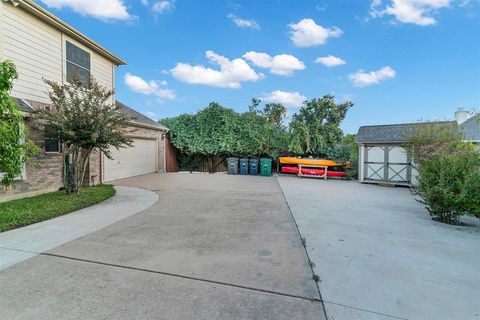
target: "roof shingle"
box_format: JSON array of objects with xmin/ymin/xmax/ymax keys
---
[
  {"xmin": 459, "ymin": 114, "xmax": 480, "ymax": 141},
  {"xmin": 356, "ymin": 121, "xmax": 456, "ymax": 143},
  {"xmin": 116, "ymin": 101, "xmax": 168, "ymax": 131}
]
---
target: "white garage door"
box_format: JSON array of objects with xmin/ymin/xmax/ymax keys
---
[
  {"xmin": 363, "ymin": 145, "xmax": 413, "ymax": 184},
  {"xmin": 103, "ymin": 138, "xmax": 157, "ymax": 182}
]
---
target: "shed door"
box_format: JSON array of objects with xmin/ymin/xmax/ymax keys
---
[
  {"xmin": 364, "ymin": 145, "xmax": 411, "ymax": 183},
  {"xmin": 103, "ymin": 138, "xmax": 157, "ymax": 182}
]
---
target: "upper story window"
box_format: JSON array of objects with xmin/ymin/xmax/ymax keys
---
[
  {"xmin": 66, "ymin": 41, "xmax": 91, "ymax": 87},
  {"xmin": 44, "ymin": 127, "xmax": 61, "ymax": 153}
]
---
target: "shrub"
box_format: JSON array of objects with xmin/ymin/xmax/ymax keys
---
[{"xmin": 413, "ymin": 145, "xmax": 480, "ymax": 224}]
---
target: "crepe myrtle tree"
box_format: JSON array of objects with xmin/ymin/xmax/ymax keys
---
[
  {"xmin": 0, "ymin": 60, "xmax": 37, "ymax": 186},
  {"xmin": 35, "ymin": 76, "xmax": 132, "ymax": 194}
]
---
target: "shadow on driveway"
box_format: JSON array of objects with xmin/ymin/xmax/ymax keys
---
[{"xmin": 0, "ymin": 173, "xmax": 325, "ymax": 320}]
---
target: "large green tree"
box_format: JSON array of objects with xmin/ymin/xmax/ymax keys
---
[
  {"xmin": 162, "ymin": 102, "xmax": 241, "ymax": 172},
  {"xmin": 34, "ymin": 77, "xmax": 132, "ymax": 193},
  {"xmin": 161, "ymin": 100, "xmax": 288, "ymax": 172},
  {"xmin": 0, "ymin": 60, "xmax": 37, "ymax": 186},
  {"xmin": 288, "ymin": 95, "xmax": 353, "ymax": 154}
]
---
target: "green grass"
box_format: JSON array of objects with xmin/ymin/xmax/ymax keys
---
[{"xmin": 0, "ymin": 185, "xmax": 115, "ymax": 233}]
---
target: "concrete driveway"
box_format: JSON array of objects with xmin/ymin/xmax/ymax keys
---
[
  {"xmin": 0, "ymin": 173, "xmax": 325, "ymax": 320},
  {"xmin": 278, "ymin": 175, "xmax": 480, "ymax": 320}
]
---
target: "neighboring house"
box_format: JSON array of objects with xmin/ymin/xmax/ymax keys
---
[
  {"xmin": 356, "ymin": 109, "xmax": 478, "ymax": 186},
  {"xmin": 0, "ymin": 0, "xmax": 167, "ymax": 202}
]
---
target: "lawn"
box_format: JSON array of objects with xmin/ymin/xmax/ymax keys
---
[{"xmin": 0, "ymin": 185, "xmax": 115, "ymax": 232}]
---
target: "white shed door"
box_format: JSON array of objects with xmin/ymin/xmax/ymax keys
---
[
  {"xmin": 364, "ymin": 145, "xmax": 411, "ymax": 183},
  {"xmin": 104, "ymin": 139, "xmax": 156, "ymax": 182}
]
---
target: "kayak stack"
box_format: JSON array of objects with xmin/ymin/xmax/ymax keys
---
[{"xmin": 278, "ymin": 157, "xmax": 347, "ymax": 178}]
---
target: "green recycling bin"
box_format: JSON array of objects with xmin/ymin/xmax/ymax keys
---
[{"xmin": 260, "ymin": 158, "xmax": 272, "ymax": 176}]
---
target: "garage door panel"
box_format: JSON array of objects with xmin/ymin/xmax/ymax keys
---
[{"xmin": 104, "ymin": 139, "xmax": 156, "ymax": 182}]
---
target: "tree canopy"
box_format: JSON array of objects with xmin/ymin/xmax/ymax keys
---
[
  {"xmin": 161, "ymin": 96, "xmax": 354, "ymax": 173},
  {"xmin": 288, "ymin": 95, "xmax": 353, "ymax": 154}
]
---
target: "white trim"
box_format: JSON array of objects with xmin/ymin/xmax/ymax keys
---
[
  {"xmin": 64, "ymin": 38, "xmax": 91, "ymax": 86},
  {"xmin": 163, "ymin": 134, "xmax": 166, "ymax": 173},
  {"xmin": 358, "ymin": 144, "xmax": 364, "ymax": 182},
  {"xmin": 0, "ymin": 0, "xmax": 4, "ymax": 59}
]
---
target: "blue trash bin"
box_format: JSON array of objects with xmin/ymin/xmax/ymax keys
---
[
  {"xmin": 249, "ymin": 158, "xmax": 259, "ymax": 175},
  {"xmin": 239, "ymin": 158, "xmax": 249, "ymax": 175}
]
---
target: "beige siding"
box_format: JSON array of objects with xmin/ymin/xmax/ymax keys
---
[
  {"xmin": 92, "ymin": 51, "xmax": 115, "ymax": 104},
  {"xmin": 92, "ymin": 52, "xmax": 113, "ymax": 89},
  {"xmin": 1, "ymin": 2, "xmax": 115, "ymax": 104},
  {"xmin": 2, "ymin": 3, "xmax": 62, "ymax": 104}
]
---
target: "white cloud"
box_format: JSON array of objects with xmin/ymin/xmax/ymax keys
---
[
  {"xmin": 289, "ymin": 18, "xmax": 343, "ymax": 47},
  {"xmin": 152, "ymin": 1, "xmax": 174, "ymax": 13},
  {"xmin": 370, "ymin": 0, "xmax": 452, "ymax": 26},
  {"xmin": 160, "ymin": 80, "xmax": 168, "ymax": 86},
  {"xmin": 349, "ymin": 66, "xmax": 396, "ymax": 87},
  {"xmin": 40, "ymin": 0, "xmax": 132, "ymax": 21},
  {"xmin": 227, "ymin": 14, "xmax": 260, "ymax": 29},
  {"xmin": 315, "ymin": 55, "xmax": 346, "ymax": 67},
  {"xmin": 170, "ymin": 51, "xmax": 263, "ymax": 89},
  {"xmin": 143, "ymin": 111, "xmax": 158, "ymax": 121},
  {"xmin": 262, "ymin": 90, "xmax": 306, "ymax": 107},
  {"xmin": 243, "ymin": 51, "xmax": 305, "ymax": 76},
  {"xmin": 124, "ymin": 73, "xmax": 176, "ymax": 100}
]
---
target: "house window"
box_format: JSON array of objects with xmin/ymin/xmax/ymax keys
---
[
  {"xmin": 66, "ymin": 41, "xmax": 91, "ymax": 87},
  {"xmin": 44, "ymin": 127, "xmax": 61, "ymax": 153}
]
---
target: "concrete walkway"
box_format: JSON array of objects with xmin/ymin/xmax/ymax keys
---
[
  {"xmin": 0, "ymin": 186, "xmax": 158, "ymax": 271},
  {"xmin": 278, "ymin": 175, "xmax": 480, "ymax": 320},
  {"xmin": 0, "ymin": 173, "xmax": 325, "ymax": 320}
]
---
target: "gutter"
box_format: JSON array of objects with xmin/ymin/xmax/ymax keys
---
[
  {"xmin": 14, "ymin": 0, "xmax": 127, "ymax": 65},
  {"xmin": 129, "ymin": 121, "xmax": 169, "ymax": 132}
]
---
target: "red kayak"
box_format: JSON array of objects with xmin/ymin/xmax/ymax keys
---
[{"xmin": 281, "ymin": 166, "xmax": 346, "ymax": 177}]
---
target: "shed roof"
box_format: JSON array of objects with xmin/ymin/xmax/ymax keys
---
[
  {"xmin": 356, "ymin": 121, "xmax": 456, "ymax": 144},
  {"xmin": 459, "ymin": 114, "xmax": 480, "ymax": 141},
  {"xmin": 116, "ymin": 101, "xmax": 168, "ymax": 131}
]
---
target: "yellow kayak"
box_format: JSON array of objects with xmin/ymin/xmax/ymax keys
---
[{"xmin": 278, "ymin": 157, "xmax": 344, "ymax": 167}]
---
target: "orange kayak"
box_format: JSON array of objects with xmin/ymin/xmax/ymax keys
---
[{"xmin": 278, "ymin": 157, "xmax": 343, "ymax": 167}]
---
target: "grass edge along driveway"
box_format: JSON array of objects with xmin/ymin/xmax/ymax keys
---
[{"xmin": 0, "ymin": 185, "xmax": 115, "ymax": 233}]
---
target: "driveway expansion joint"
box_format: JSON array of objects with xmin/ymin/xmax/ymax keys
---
[
  {"xmin": 40, "ymin": 252, "xmax": 322, "ymax": 303},
  {"xmin": 322, "ymin": 300, "xmax": 410, "ymax": 320},
  {"xmin": 275, "ymin": 176, "xmax": 329, "ymax": 319}
]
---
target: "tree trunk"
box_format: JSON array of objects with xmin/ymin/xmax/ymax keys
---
[{"xmin": 63, "ymin": 146, "xmax": 92, "ymax": 194}]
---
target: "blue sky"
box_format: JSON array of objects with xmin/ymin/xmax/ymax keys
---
[{"xmin": 38, "ymin": 0, "xmax": 480, "ymax": 134}]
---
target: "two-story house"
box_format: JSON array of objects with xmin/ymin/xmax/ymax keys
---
[{"xmin": 1, "ymin": 0, "xmax": 168, "ymax": 202}]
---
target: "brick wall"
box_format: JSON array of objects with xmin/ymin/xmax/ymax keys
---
[
  {"xmin": 0, "ymin": 119, "xmax": 64, "ymax": 202},
  {"xmin": 0, "ymin": 114, "xmax": 167, "ymax": 202}
]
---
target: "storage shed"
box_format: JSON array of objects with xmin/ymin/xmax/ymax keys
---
[
  {"xmin": 357, "ymin": 121, "xmax": 456, "ymax": 186},
  {"xmin": 356, "ymin": 109, "xmax": 479, "ymax": 186}
]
